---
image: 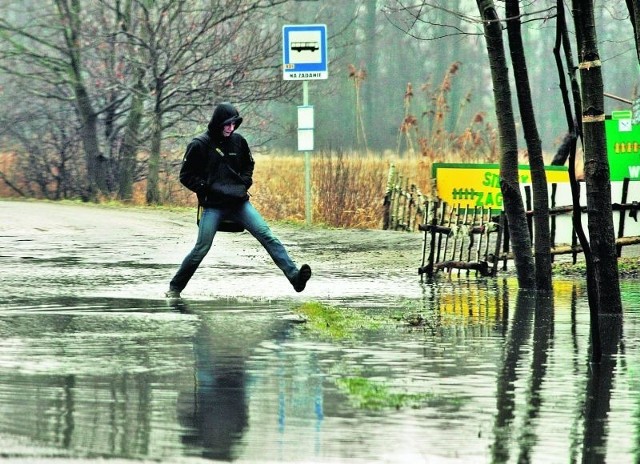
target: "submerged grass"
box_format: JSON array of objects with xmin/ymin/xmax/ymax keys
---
[
  {"xmin": 335, "ymin": 376, "xmax": 466, "ymax": 411},
  {"xmin": 293, "ymin": 301, "xmax": 390, "ymax": 340},
  {"xmin": 292, "ymin": 302, "xmax": 468, "ymax": 411}
]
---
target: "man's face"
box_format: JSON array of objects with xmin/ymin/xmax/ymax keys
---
[{"xmin": 222, "ymin": 122, "xmax": 235, "ymax": 137}]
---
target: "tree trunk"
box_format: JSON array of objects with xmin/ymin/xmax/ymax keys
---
[
  {"xmin": 553, "ymin": 0, "xmax": 601, "ymax": 362},
  {"xmin": 146, "ymin": 96, "xmax": 162, "ymax": 205},
  {"xmin": 118, "ymin": 73, "xmax": 146, "ymax": 201},
  {"xmin": 445, "ymin": 0, "xmax": 463, "ymax": 134},
  {"xmin": 572, "ymin": 0, "xmax": 622, "ymax": 313},
  {"xmin": 476, "ymin": 0, "xmax": 535, "ymax": 289},
  {"xmin": 505, "ymin": 0, "xmax": 552, "ymax": 292},
  {"xmin": 74, "ymin": 83, "xmax": 106, "ymax": 199},
  {"xmin": 363, "ymin": 0, "xmax": 377, "ymax": 151},
  {"xmin": 57, "ymin": 0, "xmax": 107, "ymax": 200},
  {"xmin": 626, "ymin": 0, "xmax": 640, "ymax": 65}
]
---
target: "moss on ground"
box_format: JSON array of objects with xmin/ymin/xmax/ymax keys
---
[
  {"xmin": 552, "ymin": 257, "xmax": 640, "ymax": 278},
  {"xmin": 293, "ymin": 301, "xmax": 391, "ymax": 340}
]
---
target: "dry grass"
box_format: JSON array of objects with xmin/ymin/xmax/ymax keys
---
[
  {"xmin": 249, "ymin": 151, "xmax": 434, "ymax": 229},
  {"xmin": 126, "ymin": 151, "xmax": 431, "ymax": 229},
  {"xmin": 0, "ymin": 148, "xmax": 485, "ymax": 229},
  {"xmin": 149, "ymin": 150, "xmax": 442, "ymax": 229}
]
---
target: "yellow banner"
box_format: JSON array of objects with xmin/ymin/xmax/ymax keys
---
[{"xmin": 433, "ymin": 163, "xmax": 569, "ymax": 208}]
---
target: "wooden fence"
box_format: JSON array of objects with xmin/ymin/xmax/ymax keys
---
[
  {"xmin": 383, "ymin": 164, "xmax": 429, "ymax": 232},
  {"xmin": 417, "ymin": 202, "xmax": 504, "ymax": 278},
  {"xmin": 383, "ymin": 166, "xmax": 640, "ymax": 278}
]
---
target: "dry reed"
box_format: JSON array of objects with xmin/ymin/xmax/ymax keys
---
[{"xmin": 249, "ymin": 152, "xmax": 434, "ymax": 229}]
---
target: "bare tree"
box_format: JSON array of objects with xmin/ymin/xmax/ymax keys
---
[
  {"xmin": 0, "ymin": 0, "xmax": 111, "ymax": 199},
  {"xmin": 109, "ymin": 0, "xmax": 291, "ymax": 204},
  {"xmin": 383, "ymin": 0, "xmax": 562, "ymax": 289},
  {"xmin": 553, "ymin": 0, "xmax": 602, "ymax": 362},
  {"xmin": 626, "ymin": 0, "xmax": 640, "ymax": 67},
  {"xmin": 0, "ymin": 0, "xmax": 296, "ymax": 203}
]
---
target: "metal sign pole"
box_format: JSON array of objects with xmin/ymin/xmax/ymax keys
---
[
  {"xmin": 283, "ymin": 24, "xmax": 327, "ymax": 226},
  {"xmin": 303, "ymin": 80, "xmax": 312, "ymax": 225}
]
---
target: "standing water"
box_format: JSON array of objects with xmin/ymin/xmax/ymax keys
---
[{"xmin": 1, "ymin": 280, "xmax": 639, "ymax": 463}]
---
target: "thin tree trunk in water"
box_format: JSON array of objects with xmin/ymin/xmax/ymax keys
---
[
  {"xmin": 505, "ymin": 0, "xmax": 552, "ymax": 292},
  {"xmin": 572, "ymin": 0, "xmax": 622, "ymax": 314},
  {"xmin": 476, "ymin": 0, "xmax": 535, "ymax": 289},
  {"xmin": 553, "ymin": 0, "xmax": 601, "ymax": 362}
]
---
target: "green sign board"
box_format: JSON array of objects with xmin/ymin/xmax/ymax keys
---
[{"xmin": 605, "ymin": 111, "xmax": 640, "ymax": 180}]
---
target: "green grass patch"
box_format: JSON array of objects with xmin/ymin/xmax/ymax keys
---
[
  {"xmin": 293, "ymin": 302, "xmax": 391, "ymax": 340},
  {"xmin": 335, "ymin": 376, "xmax": 464, "ymax": 411},
  {"xmin": 552, "ymin": 257, "xmax": 640, "ymax": 278}
]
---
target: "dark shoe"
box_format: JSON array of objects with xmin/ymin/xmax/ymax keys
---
[
  {"xmin": 165, "ymin": 289, "xmax": 181, "ymax": 299},
  {"xmin": 292, "ymin": 264, "xmax": 312, "ymax": 292}
]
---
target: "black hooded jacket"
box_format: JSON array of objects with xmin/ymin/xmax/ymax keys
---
[{"xmin": 179, "ymin": 103, "xmax": 254, "ymax": 208}]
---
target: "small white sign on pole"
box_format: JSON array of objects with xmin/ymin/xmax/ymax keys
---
[{"xmin": 297, "ymin": 105, "xmax": 314, "ymax": 151}]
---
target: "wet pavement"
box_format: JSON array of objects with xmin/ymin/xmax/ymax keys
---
[
  {"xmin": 1, "ymin": 200, "xmax": 640, "ymax": 463},
  {"xmin": 0, "ymin": 199, "xmax": 424, "ymax": 302}
]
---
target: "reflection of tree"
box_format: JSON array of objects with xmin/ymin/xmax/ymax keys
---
[
  {"xmin": 581, "ymin": 315, "xmax": 623, "ymax": 462},
  {"xmin": 566, "ymin": 284, "xmax": 623, "ymax": 462},
  {"xmin": 517, "ymin": 296, "xmax": 554, "ymax": 463},
  {"xmin": 0, "ymin": 309, "xmax": 160, "ymax": 456},
  {"xmin": 488, "ymin": 281, "xmax": 624, "ymax": 462},
  {"xmin": 491, "ymin": 290, "xmax": 535, "ymax": 463}
]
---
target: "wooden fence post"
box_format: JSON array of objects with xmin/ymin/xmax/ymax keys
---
[
  {"xmin": 383, "ymin": 164, "xmax": 396, "ymax": 230},
  {"xmin": 616, "ymin": 177, "xmax": 630, "ymax": 257}
]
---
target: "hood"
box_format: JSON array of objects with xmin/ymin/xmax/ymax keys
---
[{"xmin": 207, "ymin": 102, "xmax": 243, "ymax": 139}]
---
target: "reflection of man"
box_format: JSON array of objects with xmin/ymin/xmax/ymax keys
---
[
  {"xmin": 174, "ymin": 301, "xmax": 248, "ymax": 461},
  {"xmin": 180, "ymin": 338, "xmax": 248, "ymax": 461},
  {"xmin": 173, "ymin": 300, "xmax": 291, "ymax": 460}
]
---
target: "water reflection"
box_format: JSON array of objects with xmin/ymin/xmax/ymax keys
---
[
  {"xmin": 491, "ymin": 290, "xmax": 536, "ymax": 463},
  {"xmin": 522, "ymin": 292, "xmax": 554, "ymax": 463},
  {"xmin": 0, "ymin": 297, "xmax": 295, "ymax": 460},
  {"xmin": 0, "ymin": 279, "xmax": 638, "ymax": 462},
  {"xmin": 488, "ymin": 290, "xmax": 555, "ymax": 463},
  {"xmin": 427, "ymin": 278, "xmax": 629, "ymax": 463},
  {"xmin": 174, "ymin": 300, "xmax": 249, "ymax": 460},
  {"xmin": 581, "ymin": 313, "xmax": 623, "ymax": 463},
  {"xmin": 172, "ymin": 299, "xmax": 291, "ymax": 461},
  {"xmin": 0, "ymin": 297, "xmax": 195, "ymax": 458}
]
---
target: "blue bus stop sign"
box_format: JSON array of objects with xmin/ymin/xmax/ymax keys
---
[{"xmin": 282, "ymin": 24, "xmax": 328, "ymax": 80}]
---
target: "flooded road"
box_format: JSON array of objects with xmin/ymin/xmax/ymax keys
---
[{"xmin": 1, "ymin": 200, "xmax": 640, "ymax": 463}]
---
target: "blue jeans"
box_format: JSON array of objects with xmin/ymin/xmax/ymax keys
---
[{"xmin": 169, "ymin": 202, "xmax": 299, "ymax": 292}]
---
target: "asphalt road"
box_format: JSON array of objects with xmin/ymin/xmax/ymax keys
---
[{"xmin": 0, "ymin": 199, "xmax": 425, "ymax": 304}]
